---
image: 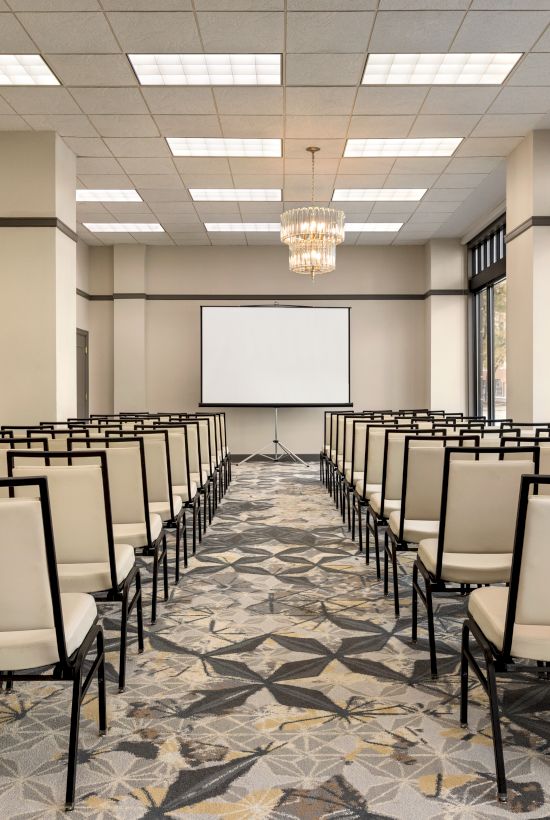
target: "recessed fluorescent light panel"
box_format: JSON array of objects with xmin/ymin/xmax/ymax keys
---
[
  {"xmin": 129, "ymin": 53, "xmax": 281, "ymax": 85},
  {"xmin": 83, "ymin": 223, "xmax": 164, "ymax": 233},
  {"xmin": 363, "ymin": 53, "xmax": 522, "ymax": 85},
  {"xmin": 190, "ymin": 188, "xmax": 281, "ymax": 202},
  {"xmin": 333, "ymin": 188, "xmax": 426, "ymax": 202},
  {"xmin": 0, "ymin": 55, "xmax": 58, "ymax": 85},
  {"xmin": 77, "ymin": 189, "xmax": 142, "ymax": 202},
  {"xmin": 205, "ymin": 223, "xmax": 280, "ymax": 232},
  {"xmin": 346, "ymin": 223, "xmax": 403, "ymax": 232},
  {"xmin": 167, "ymin": 138, "xmax": 281, "ymax": 157},
  {"xmin": 345, "ymin": 138, "xmax": 462, "ymax": 158}
]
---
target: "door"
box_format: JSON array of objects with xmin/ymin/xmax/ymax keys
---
[{"xmin": 76, "ymin": 329, "xmax": 89, "ymax": 418}]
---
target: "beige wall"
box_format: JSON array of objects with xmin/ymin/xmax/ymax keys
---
[{"xmin": 83, "ymin": 243, "xmax": 433, "ymax": 452}]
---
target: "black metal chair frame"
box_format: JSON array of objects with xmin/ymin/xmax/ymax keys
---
[
  {"xmin": 411, "ymin": 444, "xmax": 539, "ymax": 678},
  {"xmin": 461, "ymin": 473, "xmax": 550, "ymax": 803},
  {"xmin": 0, "ymin": 476, "xmax": 107, "ymax": 811}
]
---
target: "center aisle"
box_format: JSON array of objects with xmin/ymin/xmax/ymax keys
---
[{"xmin": 1, "ymin": 463, "xmax": 548, "ymax": 817}]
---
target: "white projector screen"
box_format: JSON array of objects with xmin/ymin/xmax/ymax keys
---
[{"xmin": 201, "ymin": 306, "xmax": 351, "ymax": 406}]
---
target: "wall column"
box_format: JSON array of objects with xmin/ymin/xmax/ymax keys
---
[
  {"xmin": 0, "ymin": 131, "xmax": 77, "ymax": 424},
  {"xmin": 506, "ymin": 131, "xmax": 550, "ymax": 422},
  {"xmin": 424, "ymin": 240, "xmax": 468, "ymax": 413},
  {"xmin": 113, "ymin": 245, "xmax": 147, "ymax": 411}
]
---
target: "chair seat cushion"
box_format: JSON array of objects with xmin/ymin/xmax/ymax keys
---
[
  {"xmin": 173, "ymin": 481, "xmax": 198, "ymax": 502},
  {"xmin": 469, "ymin": 587, "xmax": 550, "ymax": 662},
  {"xmin": 191, "ymin": 470, "xmax": 209, "ymax": 487},
  {"xmin": 344, "ymin": 467, "xmax": 362, "ymax": 485},
  {"xmin": 418, "ymin": 539, "xmax": 512, "ymax": 584},
  {"xmin": 113, "ymin": 513, "xmax": 162, "ymax": 549},
  {"xmin": 0, "ymin": 592, "xmax": 96, "ymax": 671},
  {"xmin": 370, "ymin": 492, "xmax": 400, "ymax": 517},
  {"xmin": 58, "ymin": 543, "xmax": 135, "ymax": 594},
  {"xmin": 389, "ymin": 512, "xmax": 438, "ymax": 543},
  {"xmin": 149, "ymin": 495, "xmax": 183, "ymax": 521},
  {"xmin": 355, "ymin": 481, "xmax": 381, "ymax": 500}
]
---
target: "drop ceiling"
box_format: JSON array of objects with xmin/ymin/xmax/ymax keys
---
[{"xmin": 2, "ymin": 2, "xmax": 550, "ymax": 246}]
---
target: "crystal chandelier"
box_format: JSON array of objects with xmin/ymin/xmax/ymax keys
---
[{"xmin": 280, "ymin": 146, "xmax": 345, "ymax": 279}]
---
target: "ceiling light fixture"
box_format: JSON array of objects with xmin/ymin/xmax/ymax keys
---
[
  {"xmin": 346, "ymin": 223, "xmax": 403, "ymax": 232},
  {"xmin": 166, "ymin": 137, "xmax": 281, "ymax": 157},
  {"xmin": 83, "ymin": 222, "xmax": 164, "ymax": 233},
  {"xmin": 77, "ymin": 189, "xmax": 142, "ymax": 202},
  {"xmin": 0, "ymin": 55, "xmax": 59, "ymax": 86},
  {"xmin": 363, "ymin": 53, "xmax": 522, "ymax": 86},
  {"xmin": 333, "ymin": 188, "xmax": 426, "ymax": 202},
  {"xmin": 280, "ymin": 147, "xmax": 345, "ymax": 280},
  {"xmin": 205, "ymin": 223, "xmax": 280, "ymax": 232},
  {"xmin": 190, "ymin": 188, "xmax": 281, "ymax": 201},
  {"xmin": 129, "ymin": 53, "xmax": 281, "ymax": 85},
  {"xmin": 345, "ymin": 138, "xmax": 462, "ymax": 157}
]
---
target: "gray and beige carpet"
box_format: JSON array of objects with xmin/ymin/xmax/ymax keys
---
[{"xmin": 0, "ymin": 463, "xmax": 549, "ymax": 818}]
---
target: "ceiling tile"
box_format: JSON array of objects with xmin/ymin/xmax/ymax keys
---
[
  {"xmin": 391, "ymin": 157, "xmax": 450, "ymax": 174},
  {"xmin": 0, "ymin": 13, "xmax": 38, "ymax": 50},
  {"xmin": 370, "ymin": 202, "xmax": 417, "ymax": 215},
  {"xmin": 129, "ymin": 173, "xmax": 184, "ymax": 189},
  {"xmin": 489, "ymin": 87, "xmax": 550, "ymax": 114},
  {"xmin": 286, "ymin": 54, "xmax": 364, "ymax": 86},
  {"xmin": 452, "ymin": 11, "xmax": 550, "ymax": 51},
  {"xmin": 423, "ymin": 187, "xmax": 474, "ymax": 202},
  {"xmin": 472, "ymin": 1, "xmax": 550, "ymax": 8},
  {"xmin": 76, "ymin": 157, "xmax": 122, "ymax": 174},
  {"xmin": 338, "ymin": 157, "xmax": 395, "ymax": 174},
  {"xmin": 286, "ymin": 87, "xmax": 356, "ymax": 116},
  {"xmin": 0, "ymin": 87, "xmax": 80, "ymax": 115},
  {"xmin": 154, "ymin": 114, "xmax": 221, "ymax": 137},
  {"xmin": 77, "ymin": 173, "xmax": 132, "ymax": 187},
  {"xmin": 379, "ymin": 1, "xmax": 469, "ymax": 7},
  {"xmin": 209, "ymin": 234, "xmax": 246, "ymax": 244},
  {"xmin": 105, "ymin": 203, "xmax": 154, "ymax": 215},
  {"xmin": 348, "ymin": 115, "xmax": 415, "ymax": 138},
  {"xmin": 285, "ymin": 138, "xmax": 345, "ymax": 158},
  {"xmin": 334, "ymin": 174, "xmax": 387, "ymax": 187},
  {"xmin": 45, "ymin": 55, "xmax": 137, "ymax": 87},
  {"xmin": 354, "ymin": 86, "xmax": 427, "ymax": 115},
  {"xmin": 107, "ymin": 12, "xmax": 201, "ymax": 50},
  {"xmin": 173, "ymin": 157, "xmax": 231, "ymax": 174},
  {"xmin": 456, "ymin": 136, "xmax": 522, "ymax": 156},
  {"xmin": 409, "ymin": 114, "xmax": 480, "ymax": 138},
  {"xmin": 444, "ymin": 156, "xmax": 502, "ymax": 173},
  {"xmin": 77, "ymin": 203, "xmax": 111, "ymax": 217},
  {"xmin": 194, "ymin": 1, "xmax": 282, "ymax": 8},
  {"xmin": 220, "ymin": 115, "xmax": 284, "ymax": 138},
  {"xmin": 508, "ymin": 53, "xmax": 550, "ymax": 85},
  {"xmin": 0, "ymin": 97, "xmax": 14, "ymax": 116},
  {"xmin": 213, "ymin": 87, "xmax": 283, "ymax": 115},
  {"xmin": 179, "ymin": 173, "xmax": 233, "ymax": 187},
  {"xmin": 63, "ymin": 136, "xmax": 112, "ymax": 156},
  {"xmin": 288, "ymin": 0, "xmax": 375, "ymax": 7},
  {"xmin": 434, "ymin": 173, "xmax": 487, "ymax": 188},
  {"xmin": 287, "ymin": 11, "xmax": 374, "ymax": 53},
  {"xmin": 90, "ymin": 114, "xmax": 158, "ymax": 138},
  {"xmin": 118, "ymin": 157, "xmax": 175, "ymax": 174},
  {"xmin": 142, "ymin": 88, "xmax": 216, "ymax": 115},
  {"xmin": 368, "ymin": 11, "xmax": 464, "ymax": 51},
  {"xmin": 228, "ymin": 157, "xmax": 283, "ymax": 173},
  {"xmin": 25, "ymin": 114, "xmax": 97, "ymax": 136},
  {"xmin": 104, "ymin": 137, "xmax": 170, "ymax": 156},
  {"xmin": 0, "ymin": 115, "xmax": 30, "ymax": 129},
  {"xmin": 284, "ymin": 156, "xmax": 338, "ymax": 174},
  {"xmin": 285, "ymin": 115, "xmax": 350, "ymax": 138},
  {"xmin": 196, "ymin": 11, "xmax": 284, "ymax": 50},
  {"xmin": 103, "ymin": 0, "xmax": 191, "ymax": 7},
  {"xmin": 471, "ymin": 113, "xmax": 542, "ymax": 137},
  {"xmin": 232, "ymin": 173, "xmax": 284, "ymax": 187},
  {"xmin": 284, "ymin": 173, "xmax": 334, "ymax": 200},
  {"xmin": 172, "ymin": 236, "xmax": 211, "ymax": 245},
  {"xmin": 18, "ymin": 12, "xmax": 120, "ymax": 52},
  {"xmin": 420, "ymin": 87, "xmax": 498, "ymax": 115},
  {"xmin": 70, "ymin": 87, "xmax": 148, "ymax": 115},
  {"xmin": 385, "ymin": 173, "xmax": 439, "ymax": 187},
  {"xmin": 141, "ymin": 189, "xmax": 191, "ymax": 202}
]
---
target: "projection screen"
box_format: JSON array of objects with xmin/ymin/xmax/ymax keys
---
[{"xmin": 200, "ymin": 306, "xmax": 351, "ymax": 406}]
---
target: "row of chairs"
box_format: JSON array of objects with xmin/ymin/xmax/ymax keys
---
[
  {"xmin": 0, "ymin": 410, "xmax": 231, "ymax": 810},
  {"xmin": 320, "ymin": 409, "xmax": 550, "ymax": 803}
]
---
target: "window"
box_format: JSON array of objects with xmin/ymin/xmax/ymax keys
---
[{"xmin": 469, "ymin": 217, "xmax": 507, "ymax": 419}]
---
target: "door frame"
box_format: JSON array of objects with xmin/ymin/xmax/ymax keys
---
[{"xmin": 76, "ymin": 328, "xmax": 89, "ymax": 418}]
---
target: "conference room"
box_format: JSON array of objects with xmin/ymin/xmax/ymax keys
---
[{"xmin": 1, "ymin": 3, "xmax": 550, "ymax": 817}]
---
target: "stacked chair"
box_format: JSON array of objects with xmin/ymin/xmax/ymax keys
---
[{"xmin": 0, "ymin": 409, "xmax": 231, "ymax": 809}]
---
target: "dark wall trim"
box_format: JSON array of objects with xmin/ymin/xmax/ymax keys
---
[
  {"xmin": 0, "ymin": 217, "xmax": 78, "ymax": 243},
  {"xmin": 77, "ymin": 289, "xmax": 467, "ymax": 302},
  {"xmin": 505, "ymin": 216, "xmax": 550, "ymax": 244}
]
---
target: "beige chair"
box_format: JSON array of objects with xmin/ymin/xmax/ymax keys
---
[
  {"xmin": 461, "ymin": 474, "xmax": 550, "ymax": 802},
  {"xmin": 167, "ymin": 429, "xmax": 199, "ymax": 558},
  {"xmin": 9, "ymin": 450, "xmax": 144, "ymax": 692},
  {"xmin": 0, "ymin": 476, "xmax": 106, "ymax": 811},
  {"xmin": 412, "ymin": 445, "xmax": 538, "ymax": 677}
]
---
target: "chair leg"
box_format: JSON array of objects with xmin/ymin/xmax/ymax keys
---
[
  {"xmin": 151, "ymin": 542, "xmax": 159, "ymax": 624},
  {"xmin": 373, "ymin": 518, "xmax": 381, "ymax": 580},
  {"xmin": 391, "ymin": 539, "xmax": 400, "ymax": 617},
  {"xmin": 174, "ymin": 517, "xmax": 181, "ymax": 584},
  {"xmin": 192, "ymin": 502, "xmax": 197, "ymax": 554},
  {"xmin": 383, "ymin": 531, "xmax": 389, "ymax": 596},
  {"xmin": 424, "ymin": 575, "xmax": 437, "ymax": 678},
  {"xmin": 119, "ymin": 580, "xmax": 130, "ymax": 693},
  {"xmin": 357, "ymin": 499, "xmax": 363, "ymax": 553},
  {"xmin": 97, "ymin": 629, "xmax": 107, "ymax": 737},
  {"xmin": 65, "ymin": 669, "xmax": 83, "ymax": 811},
  {"xmin": 351, "ymin": 502, "xmax": 355, "ymax": 541},
  {"xmin": 487, "ymin": 658, "xmax": 508, "ymax": 802},
  {"xmin": 412, "ymin": 562, "xmax": 418, "ymax": 644},
  {"xmin": 460, "ymin": 621, "xmax": 469, "ymax": 727},
  {"xmin": 162, "ymin": 534, "xmax": 169, "ymax": 601},
  {"xmin": 182, "ymin": 513, "xmax": 188, "ymax": 569},
  {"xmin": 135, "ymin": 570, "xmax": 144, "ymax": 654},
  {"xmin": 346, "ymin": 487, "xmax": 351, "ymax": 531}
]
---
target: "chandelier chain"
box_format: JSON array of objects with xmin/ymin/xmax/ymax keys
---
[{"xmin": 311, "ymin": 148, "xmax": 315, "ymax": 203}]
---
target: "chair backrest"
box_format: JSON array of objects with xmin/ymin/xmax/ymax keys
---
[
  {"xmin": 342, "ymin": 413, "xmax": 366, "ymax": 468},
  {"xmin": 12, "ymin": 457, "xmax": 116, "ymax": 582},
  {"xmin": 330, "ymin": 412, "xmax": 338, "ymax": 458},
  {"xmin": 0, "ymin": 476, "xmax": 69, "ymax": 664},
  {"xmin": 502, "ymin": 476, "xmax": 550, "ymax": 658},
  {"xmin": 365, "ymin": 424, "xmax": 397, "ymax": 486},
  {"xmin": 167, "ymin": 431, "xmax": 192, "ymax": 491},
  {"xmin": 435, "ymin": 447, "xmax": 539, "ymax": 577},
  {"xmin": 380, "ymin": 427, "xmax": 428, "ymax": 511},
  {"xmin": 106, "ymin": 430, "xmax": 173, "ymax": 515}
]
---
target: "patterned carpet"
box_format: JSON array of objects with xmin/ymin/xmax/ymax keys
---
[{"xmin": 0, "ymin": 462, "xmax": 549, "ymax": 818}]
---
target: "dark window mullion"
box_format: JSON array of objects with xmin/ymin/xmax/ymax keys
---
[{"xmin": 487, "ymin": 285, "xmax": 495, "ymax": 419}]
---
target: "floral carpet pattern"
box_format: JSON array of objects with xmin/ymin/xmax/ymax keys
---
[{"xmin": 0, "ymin": 462, "xmax": 549, "ymax": 818}]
